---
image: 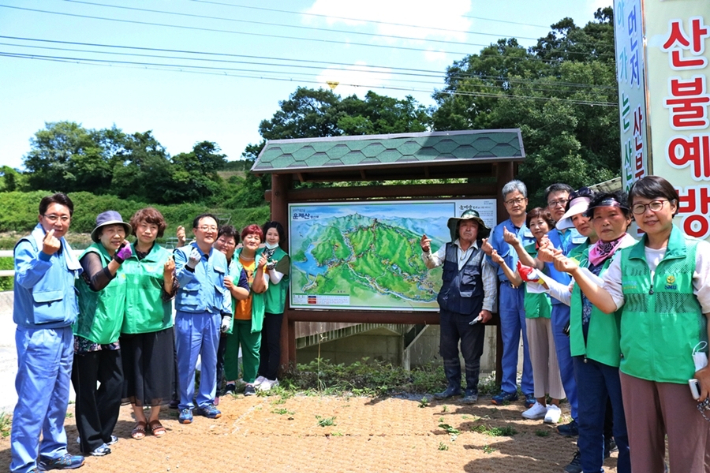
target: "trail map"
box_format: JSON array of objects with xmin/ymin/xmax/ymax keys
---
[{"xmin": 289, "ymin": 200, "xmax": 496, "ymax": 311}]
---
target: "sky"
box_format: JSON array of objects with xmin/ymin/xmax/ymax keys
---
[{"xmin": 0, "ymin": 0, "xmax": 610, "ymax": 170}]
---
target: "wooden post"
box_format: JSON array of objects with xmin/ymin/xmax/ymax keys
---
[{"xmin": 271, "ymin": 173, "xmax": 293, "ymax": 376}]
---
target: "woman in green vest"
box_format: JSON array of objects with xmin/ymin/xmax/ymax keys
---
[
  {"xmin": 120, "ymin": 208, "xmax": 177, "ymax": 440},
  {"xmin": 490, "ymin": 208, "xmax": 564, "ymax": 423},
  {"xmin": 555, "ymin": 176, "xmax": 710, "ymax": 473},
  {"xmin": 255, "ymin": 221, "xmax": 291, "ymax": 391},
  {"xmin": 73, "ymin": 211, "xmax": 131, "ymax": 457},
  {"xmin": 223, "ymin": 224, "xmax": 268, "ymax": 396}
]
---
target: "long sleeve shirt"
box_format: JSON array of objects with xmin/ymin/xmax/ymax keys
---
[{"xmin": 422, "ymin": 239, "xmax": 498, "ymax": 312}]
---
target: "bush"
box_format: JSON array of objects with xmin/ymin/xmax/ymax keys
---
[
  {"xmin": 0, "ymin": 191, "xmax": 270, "ymax": 238},
  {"xmin": 0, "ymin": 257, "xmax": 12, "ymax": 292}
]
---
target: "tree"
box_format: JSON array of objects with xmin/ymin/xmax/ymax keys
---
[
  {"xmin": 169, "ymin": 141, "xmax": 226, "ymax": 203},
  {"xmin": 432, "ymin": 8, "xmax": 619, "ymax": 203}
]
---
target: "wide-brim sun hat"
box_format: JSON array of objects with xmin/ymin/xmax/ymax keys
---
[
  {"xmin": 447, "ymin": 209, "xmax": 491, "ymax": 242},
  {"xmin": 90, "ymin": 210, "xmax": 132, "ymax": 242},
  {"xmin": 556, "ymin": 196, "xmax": 592, "ymax": 230}
]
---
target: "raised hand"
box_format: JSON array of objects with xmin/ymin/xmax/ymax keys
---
[
  {"xmin": 114, "ymin": 241, "xmax": 133, "ymax": 263},
  {"xmin": 502, "ymin": 227, "xmax": 519, "ymax": 246},
  {"xmin": 42, "ymin": 229, "xmax": 61, "ymax": 255},
  {"xmin": 490, "ymin": 249, "xmax": 504, "ymax": 265},
  {"xmin": 553, "ymin": 253, "xmax": 578, "ymax": 273},
  {"xmin": 537, "ymin": 238, "xmax": 556, "ymax": 263},
  {"xmin": 163, "ymin": 256, "xmax": 175, "ymax": 276},
  {"xmin": 480, "ymin": 238, "xmax": 493, "ymax": 256},
  {"xmin": 187, "ymin": 247, "xmax": 201, "ymax": 269},
  {"xmin": 420, "ymin": 234, "xmax": 431, "ymax": 252},
  {"xmin": 257, "ymin": 253, "xmax": 268, "ymax": 269},
  {"xmin": 517, "ymin": 261, "xmax": 540, "ymax": 283}
]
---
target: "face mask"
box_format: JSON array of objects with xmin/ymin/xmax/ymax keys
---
[{"xmin": 265, "ymin": 242, "xmax": 279, "ymax": 249}]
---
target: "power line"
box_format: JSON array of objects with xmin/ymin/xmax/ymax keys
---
[
  {"xmin": 0, "ymin": 51, "xmax": 619, "ymax": 107},
  {"xmin": 0, "ymin": 35, "xmax": 616, "ymax": 91},
  {"xmin": 0, "ymin": 4, "xmax": 616, "ymax": 62},
  {"xmin": 0, "ymin": 35, "xmax": 616, "ymax": 90},
  {"xmin": 59, "ymin": 0, "xmax": 543, "ymax": 47}
]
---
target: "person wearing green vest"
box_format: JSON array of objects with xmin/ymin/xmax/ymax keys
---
[
  {"xmin": 255, "ymin": 221, "xmax": 290, "ymax": 392},
  {"xmin": 212, "ymin": 225, "xmax": 250, "ymax": 404},
  {"xmin": 556, "ymin": 176, "xmax": 710, "ymax": 473},
  {"xmin": 490, "ymin": 208, "xmax": 565, "ymax": 424},
  {"xmin": 552, "ymin": 192, "xmax": 634, "ymax": 473},
  {"xmin": 119, "ymin": 208, "xmax": 177, "ymax": 440},
  {"xmin": 72, "ymin": 211, "xmax": 131, "ymax": 457},
  {"xmin": 223, "ymin": 224, "xmax": 268, "ymax": 396}
]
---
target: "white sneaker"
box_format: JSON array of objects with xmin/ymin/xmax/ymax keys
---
[
  {"xmin": 258, "ymin": 379, "xmax": 272, "ymax": 392},
  {"xmin": 544, "ymin": 404, "xmax": 561, "ymax": 424},
  {"xmin": 522, "ymin": 401, "xmax": 547, "ymax": 420},
  {"xmin": 254, "ymin": 376, "xmax": 267, "ymax": 386}
]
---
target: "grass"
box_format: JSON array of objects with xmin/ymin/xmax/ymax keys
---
[
  {"xmin": 418, "ymin": 397, "xmax": 429, "ymax": 408},
  {"xmin": 0, "ymin": 412, "xmax": 11, "ymax": 438},
  {"xmin": 315, "ymin": 415, "xmax": 337, "ymax": 427},
  {"xmin": 471, "ymin": 424, "xmax": 517, "ymax": 437},
  {"xmin": 535, "ymin": 429, "xmax": 550, "ymax": 437},
  {"xmin": 438, "ymin": 442, "xmax": 449, "ymax": 451},
  {"xmin": 272, "ymin": 408, "xmax": 295, "ymax": 416}
]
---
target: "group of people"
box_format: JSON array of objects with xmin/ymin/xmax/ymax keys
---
[
  {"xmin": 421, "ymin": 176, "xmax": 710, "ymax": 473},
  {"xmin": 9, "ymin": 193, "xmax": 290, "ymax": 473}
]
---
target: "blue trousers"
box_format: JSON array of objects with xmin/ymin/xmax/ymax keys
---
[
  {"xmin": 175, "ymin": 311, "xmax": 220, "ymax": 410},
  {"xmin": 551, "ymin": 304, "xmax": 578, "ymax": 420},
  {"xmin": 11, "ymin": 326, "xmax": 73, "ymax": 473},
  {"xmin": 439, "ymin": 309, "xmax": 485, "ymax": 392},
  {"xmin": 573, "ymin": 357, "xmax": 630, "ymax": 473},
  {"xmin": 498, "ymin": 283, "xmax": 533, "ymax": 395}
]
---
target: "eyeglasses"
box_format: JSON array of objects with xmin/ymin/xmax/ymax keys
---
[
  {"xmin": 548, "ymin": 199, "xmax": 569, "ymax": 208},
  {"xmin": 43, "ymin": 214, "xmax": 70, "ymax": 223},
  {"xmin": 197, "ymin": 226, "xmax": 218, "ymax": 232},
  {"xmin": 632, "ymin": 200, "xmax": 668, "ymax": 215},
  {"xmin": 504, "ymin": 197, "xmax": 526, "ymax": 206}
]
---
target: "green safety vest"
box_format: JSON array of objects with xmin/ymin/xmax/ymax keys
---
[
  {"xmin": 264, "ymin": 246, "xmax": 290, "ymax": 315},
  {"xmin": 74, "ymin": 243, "xmax": 127, "ymax": 344},
  {"xmin": 619, "ymin": 225, "xmax": 706, "ymax": 383},
  {"xmin": 121, "ymin": 243, "xmax": 174, "ymax": 334},
  {"xmin": 222, "ymin": 256, "xmax": 244, "ymax": 335},
  {"xmin": 235, "ymin": 248, "xmax": 265, "ymax": 333},
  {"xmin": 569, "ymin": 246, "xmax": 623, "ymax": 367},
  {"xmin": 523, "ymin": 243, "xmax": 551, "ymax": 319}
]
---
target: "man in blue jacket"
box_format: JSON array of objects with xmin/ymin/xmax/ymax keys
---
[
  {"xmin": 173, "ymin": 213, "xmax": 232, "ymax": 425},
  {"xmin": 11, "ymin": 193, "xmax": 85, "ymax": 473}
]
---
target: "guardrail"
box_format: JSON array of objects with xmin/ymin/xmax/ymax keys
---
[{"xmin": 0, "ymin": 250, "xmax": 84, "ymax": 278}]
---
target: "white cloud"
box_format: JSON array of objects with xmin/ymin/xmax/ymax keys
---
[
  {"xmin": 424, "ymin": 49, "xmax": 448, "ymax": 63},
  {"xmin": 304, "ymin": 0, "xmax": 472, "ymax": 42},
  {"xmin": 589, "ymin": 0, "xmax": 612, "ymax": 11},
  {"xmin": 315, "ymin": 61, "xmax": 393, "ymax": 97}
]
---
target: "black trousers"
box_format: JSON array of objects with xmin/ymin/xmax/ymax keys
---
[
  {"xmin": 258, "ymin": 312, "xmax": 284, "ymax": 380},
  {"xmin": 216, "ymin": 333, "xmax": 228, "ymax": 395},
  {"xmin": 71, "ymin": 349, "xmax": 123, "ymax": 454},
  {"xmin": 439, "ymin": 309, "xmax": 486, "ymax": 392}
]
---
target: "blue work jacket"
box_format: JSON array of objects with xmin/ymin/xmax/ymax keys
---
[
  {"xmin": 174, "ymin": 242, "xmax": 231, "ymax": 316},
  {"xmin": 13, "ymin": 224, "xmax": 82, "ymax": 329},
  {"xmin": 486, "ymin": 218, "xmax": 536, "ymax": 283}
]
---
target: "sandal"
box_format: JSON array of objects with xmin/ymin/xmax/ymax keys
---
[
  {"xmin": 149, "ymin": 420, "xmax": 166, "ymax": 438},
  {"xmin": 131, "ymin": 421, "xmax": 147, "ymax": 440}
]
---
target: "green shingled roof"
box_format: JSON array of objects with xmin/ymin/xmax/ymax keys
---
[{"xmin": 252, "ymin": 129, "xmax": 524, "ymax": 173}]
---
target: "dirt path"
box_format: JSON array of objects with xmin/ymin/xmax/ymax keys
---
[{"xmin": 0, "ymin": 393, "xmax": 620, "ymax": 472}]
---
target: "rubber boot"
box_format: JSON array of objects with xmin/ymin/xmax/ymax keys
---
[{"xmin": 434, "ymin": 360, "xmax": 462, "ymax": 400}]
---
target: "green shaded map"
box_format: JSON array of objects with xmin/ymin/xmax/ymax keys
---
[{"xmin": 289, "ymin": 200, "xmax": 495, "ymax": 311}]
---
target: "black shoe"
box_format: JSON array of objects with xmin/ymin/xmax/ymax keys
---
[
  {"xmin": 563, "ymin": 450, "xmax": 582, "ymax": 473},
  {"xmin": 461, "ymin": 389, "xmax": 478, "ymax": 404},
  {"xmin": 224, "ymin": 382, "xmax": 236, "ymax": 395},
  {"xmin": 557, "ymin": 419, "xmax": 579, "ymax": 437},
  {"xmin": 89, "ymin": 444, "xmax": 111, "ymax": 456},
  {"xmin": 433, "ymin": 385, "xmax": 461, "ymax": 400},
  {"xmin": 168, "ymin": 399, "xmax": 179, "ymax": 410},
  {"xmin": 604, "ymin": 437, "xmax": 618, "ymax": 459},
  {"xmin": 244, "ymin": 384, "xmax": 256, "ymax": 396},
  {"xmin": 37, "ymin": 453, "xmax": 85, "ymax": 470}
]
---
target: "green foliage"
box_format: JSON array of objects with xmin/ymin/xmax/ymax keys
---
[
  {"xmin": 438, "ymin": 442, "xmax": 449, "ymax": 451},
  {"xmin": 0, "ymin": 190, "xmax": 270, "ymax": 238},
  {"xmin": 472, "ymin": 424, "xmax": 517, "ymax": 436},
  {"xmin": 315, "ymin": 415, "xmax": 337, "ymax": 427},
  {"xmin": 535, "ymin": 429, "xmax": 550, "ymax": 437},
  {"xmin": 432, "ymin": 7, "xmax": 619, "ymax": 204},
  {"xmin": 0, "ymin": 412, "xmax": 11, "ymax": 438},
  {"xmin": 0, "ymin": 257, "xmax": 12, "ymax": 291}
]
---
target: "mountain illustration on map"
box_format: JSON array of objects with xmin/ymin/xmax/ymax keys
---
[{"xmin": 291, "ymin": 211, "xmax": 448, "ymax": 310}]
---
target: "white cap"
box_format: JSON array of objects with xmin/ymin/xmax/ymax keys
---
[{"xmin": 555, "ymin": 196, "xmax": 592, "ymax": 230}]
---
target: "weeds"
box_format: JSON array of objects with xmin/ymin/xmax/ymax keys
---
[
  {"xmin": 438, "ymin": 442, "xmax": 449, "ymax": 451},
  {"xmin": 471, "ymin": 424, "xmax": 517, "ymax": 436},
  {"xmin": 315, "ymin": 415, "xmax": 336, "ymax": 427},
  {"xmin": 418, "ymin": 397, "xmax": 429, "ymax": 408},
  {"xmin": 0, "ymin": 412, "xmax": 11, "ymax": 438},
  {"xmin": 483, "ymin": 445, "xmax": 495, "ymax": 454},
  {"xmin": 272, "ymin": 409, "xmax": 295, "ymax": 416},
  {"xmin": 442, "ymin": 405, "xmax": 448, "ymax": 413},
  {"xmin": 535, "ymin": 429, "xmax": 550, "ymax": 437}
]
